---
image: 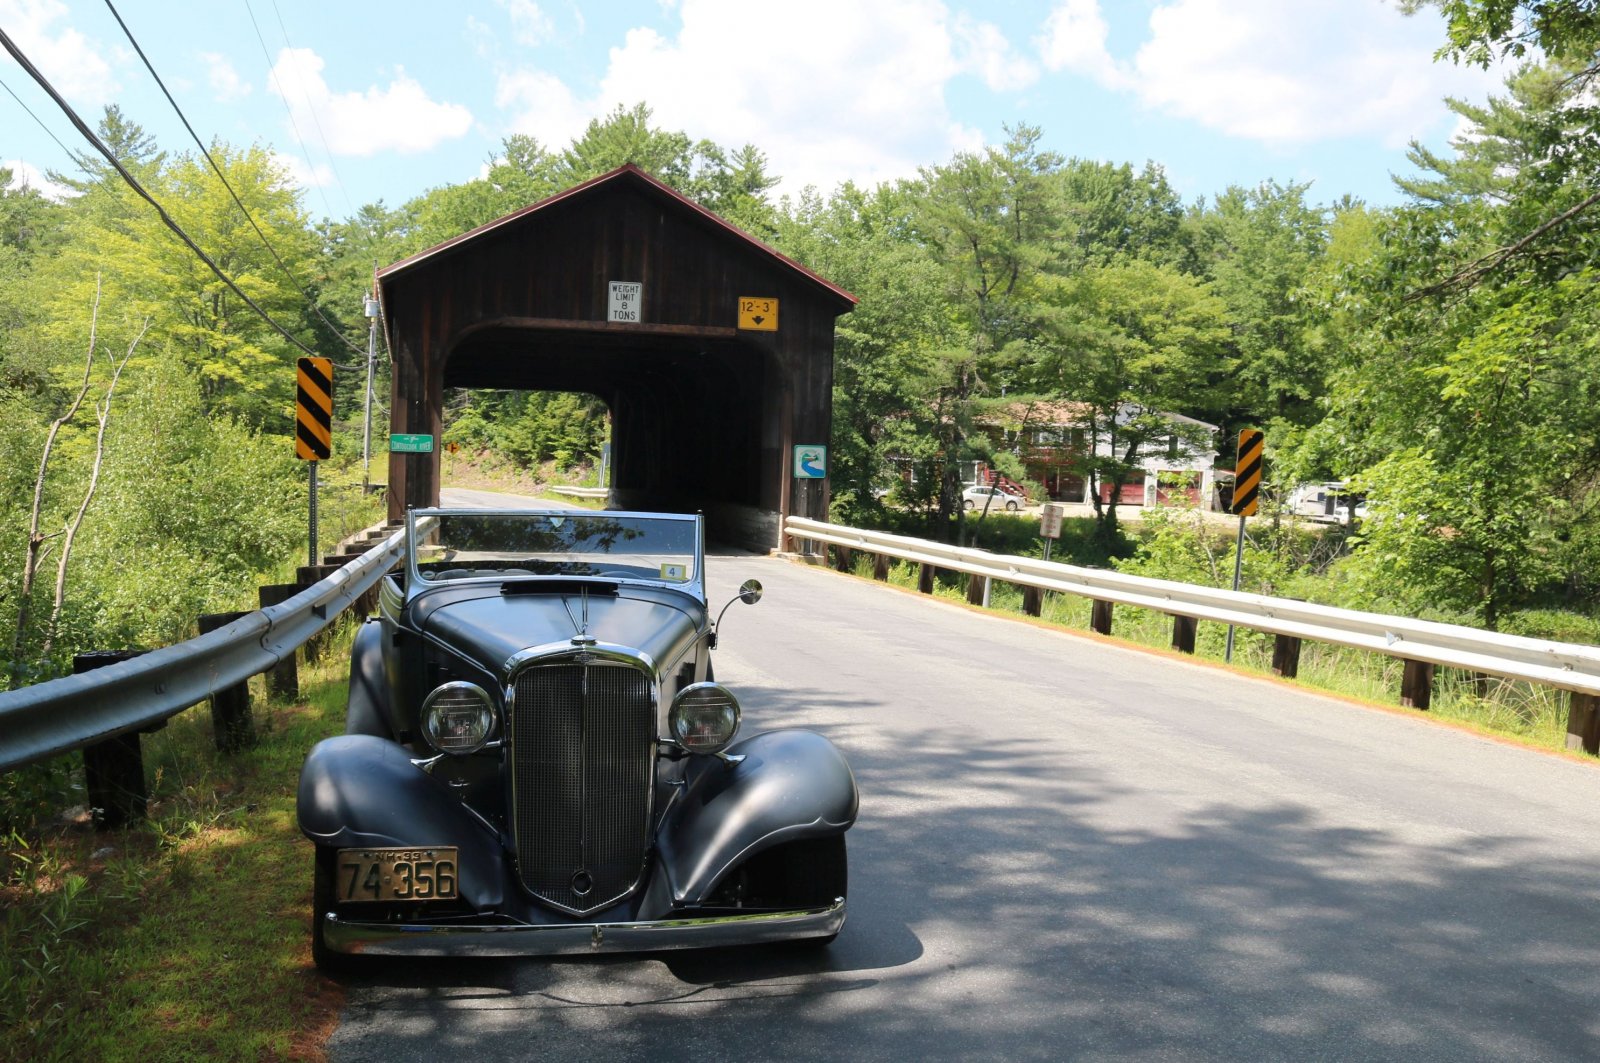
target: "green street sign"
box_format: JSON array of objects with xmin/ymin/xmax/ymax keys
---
[{"xmin": 390, "ymin": 433, "xmax": 435, "ymax": 453}]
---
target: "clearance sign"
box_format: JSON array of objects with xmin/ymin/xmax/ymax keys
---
[
  {"xmin": 1232, "ymin": 428, "xmax": 1264, "ymax": 517},
  {"xmin": 296, "ymin": 356, "xmax": 333, "ymax": 460}
]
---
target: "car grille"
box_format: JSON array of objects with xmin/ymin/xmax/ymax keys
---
[{"xmin": 509, "ymin": 660, "xmax": 656, "ymax": 914}]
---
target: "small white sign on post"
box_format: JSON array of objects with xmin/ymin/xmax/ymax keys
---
[
  {"xmin": 608, "ymin": 281, "xmax": 642, "ymax": 323},
  {"xmin": 1040, "ymin": 502, "xmax": 1064, "ymax": 540}
]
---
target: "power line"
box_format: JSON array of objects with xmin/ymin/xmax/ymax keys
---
[
  {"xmin": 0, "ymin": 73, "xmax": 78, "ymax": 162},
  {"xmin": 267, "ymin": 0, "xmax": 356, "ymax": 218},
  {"xmin": 239, "ymin": 0, "xmax": 339, "ymax": 222},
  {"xmin": 101, "ymin": 0, "xmax": 368, "ymax": 358},
  {"xmin": 0, "ymin": 22, "xmax": 324, "ymax": 361}
]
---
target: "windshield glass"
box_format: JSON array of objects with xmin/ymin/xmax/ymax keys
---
[{"xmin": 411, "ymin": 511, "xmax": 699, "ymax": 585}]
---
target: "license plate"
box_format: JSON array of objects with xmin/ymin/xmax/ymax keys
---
[{"xmin": 335, "ymin": 847, "xmax": 459, "ymax": 903}]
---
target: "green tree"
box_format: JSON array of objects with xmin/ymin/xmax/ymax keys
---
[
  {"xmin": 912, "ymin": 125, "xmax": 1064, "ymax": 534},
  {"xmin": 1027, "ymin": 259, "xmax": 1233, "ymax": 547}
]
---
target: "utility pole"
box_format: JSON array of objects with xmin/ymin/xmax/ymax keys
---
[{"xmin": 362, "ymin": 293, "xmax": 379, "ymax": 493}]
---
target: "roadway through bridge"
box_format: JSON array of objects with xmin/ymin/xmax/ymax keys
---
[{"xmin": 326, "ymin": 539, "xmax": 1600, "ymax": 1061}]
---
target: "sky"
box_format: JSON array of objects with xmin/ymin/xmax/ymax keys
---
[{"xmin": 0, "ymin": 0, "xmax": 1514, "ymax": 223}]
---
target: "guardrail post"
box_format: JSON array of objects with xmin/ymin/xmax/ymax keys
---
[
  {"xmin": 197, "ymin": 612, "xmax": 254, "ymax": 752},
  {"xmin": 967, "ymin": 575, "xmax": 987, "ymax": 606},
  {"xmin": 918, "ymin": 563, "xmax": 936, "ymax": 595},
  {"xmin": 257, "ymin": 584, "xmax": 301, "ymax": 699},
  {"xmin": 1272, "ymin": 635, "xmax": 1302, "ymax": 679},
  {"xmin": 873, "ymin": 553, "xmax": 889, "ymax": 581},
  {"xmin": 1091, "ymin": 599, "xmax": 1113, "ymax": 636},
  {"xmin": 296, "ymin": 564, "xmax": 343, "ymax": 661},
  {"xmin": 1400, "ymin": 659, "xmax": 1434, "ymax": 711},
  {"xmin": 833, "ymin": 545, "xmax": 853, "ymax": 573},
  {"xmin": 1021, "ymin": 586, "xmax": 1043, "ymax": 617},
  {"xmin": 75, "ymin": 651, "xmax": 149, "ymax": 828},
  {"xmin": 1171, "ymin": 615, "xmax": 1196, "ymax": 654},
  {"xmin": 1566, "ymin": 693, "xmax": 1600, "ymax": 755}
]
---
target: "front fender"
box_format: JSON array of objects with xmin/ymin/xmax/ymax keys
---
[
  {"xmin": 344, "ymin": 619, "xmax": 393, "ymax": 738},
  {"xmin": 297, "ymin": 735, "xmax": 504, "ymax": 909},
  {"xmin": 657, "ymin": 729, "xmax": 857, "ymax": 903}
]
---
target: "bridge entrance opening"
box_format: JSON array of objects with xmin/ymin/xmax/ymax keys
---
[
  {"xmin": 444, "ymin": 325, "xmax": 776, "ymax": 531},
  {"xmin": 376, "ymin": 165, "xmax": 854, "ymax": 550}
]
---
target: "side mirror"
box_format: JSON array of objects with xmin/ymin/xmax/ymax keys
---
[{"xmin": 712, "ymin": 580, "xmax": 765, "ymax": 645}]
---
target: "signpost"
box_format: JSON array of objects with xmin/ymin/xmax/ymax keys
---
[
  {"xmin": 1040, "ymin": 502, "xmax": 1064, "ymax": 562},
  {"xmin": 1225, "ymin": 428, "xmax": 1265, "ymax": 662},
  {"xmin": 296, "ymin": 356, "xmax": 333, "ymax": 567}
]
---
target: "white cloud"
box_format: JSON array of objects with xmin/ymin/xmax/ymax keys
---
[
  {"xmin": 498, "ymin": 0, "xmax": 972, "ymax": 195},
  {"xmin": 1038, "ymin": 0, "xmax": 1506, "ymax": 146},
  {"xmin": 1037, "ymin": 0, "xmax": 1124, "ymax": 88},
  {"xmin": 2, "ymin": 157, "xmax": 75, "ymax": 199},
  {"xmin": 497, "ymin": 0, "xmax": 555, "ymax": 46},
  {"xmin": 268, "ymin": 48, "xmax": 473, "ymax": 157},
  {"xmin": 200, "ymin": 51, "xmax": 250, "ymax": 103},
  {"xmin": 495, "ymin": 67, "xmax": 592, "ymax": 148},
  {"xmin": 956, "ymin": 15, "xmax": 1039, "ymax": 92},
  {"xmin": 0, "ymin": 0, "xmax": 117, "ymax": 105}
]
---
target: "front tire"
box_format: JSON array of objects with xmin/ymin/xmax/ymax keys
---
[{"xmin": 1006, "ymin": 500, "xmax": 1019, "ymax": 511}]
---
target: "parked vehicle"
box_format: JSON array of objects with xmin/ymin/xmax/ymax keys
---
[
  {"xmin": 1288, "ymin": 482, "xmax": 1367, "ymax": 523},
  {"xmin": 297, "ymin": 508, "xmax": 857, "ymax": 967},
  {"xmin": 962, "ymin": 484, "xmax": 1024, "ymax": 511}
]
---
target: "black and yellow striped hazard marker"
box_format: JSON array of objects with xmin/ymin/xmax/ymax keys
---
[
  {"xmin": 1233, "ymin": 428, "xmax": 1263, "ymax": 517},
  {"xmin": 295, "ymin": 356, "xmax": 333, "ymax": 460}
]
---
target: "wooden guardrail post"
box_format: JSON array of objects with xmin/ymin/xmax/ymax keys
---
[
  {"xmin": 1401, "ymin": 659, "xmax": 1434, "ymax": 710},
  {"xmin": 1021, "ymin": 586, "xmax": 1043, "ymax": 617},
  {"xmin": 1272, "ymin": 635, "xmax": 1302, "ymax": 678},
  {"xmin": 1566, "ymin": 693, "xmax": 1600, "ymax": 755},
  {"xmin": 873, "ymin": 553, "xmax": 889, "ymax": 581},
  {"xmin": 197, "ymin": 612, "xmax": 254, "ymax": 752},
  {"xmin": 1171, "ymin": 615, "xmax": 1196, "ymax": 654},
  {"xmin": 1091, "ymin": 600, "xmax": 1113, "ymax": 636},
  {"xmin": 918, "ymin": 563, "xmax": 936, "ymax": 595},
  {"xmin": 832, "ymin": 545, "xmax": 853, "ymax": 573},
  {"xmin": 966, "ymin": 575, "xmax": 987, "ymax": 606},
  {"xmin": 257, "ymin": 584, "xmax": 301, "ymax": 699},
  {"xmin": 76, "ymin": 650, "xmax": 150, "ymax": 828}
]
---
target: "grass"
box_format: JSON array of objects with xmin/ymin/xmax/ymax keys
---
[
  {"xmin": 0, "ymin": 630, "xmax": 356, "ymax": 1063},
  {"xmin": 858, "ymin": 554, "xmax": 1577, "ymax": 755}
]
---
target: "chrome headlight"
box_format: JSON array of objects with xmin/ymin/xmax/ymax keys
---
[
  {"xmin": 669, "ymin": 682, "xmax": 741, "ymax": 755},
  {"xmin": 421, "ymin": 681, "xmax": 494, "ymax": 754}
]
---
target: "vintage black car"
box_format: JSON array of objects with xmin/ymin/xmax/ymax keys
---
[{"xmin": 297, "ymin": 508, "xmax": 857, "ymax": 967}]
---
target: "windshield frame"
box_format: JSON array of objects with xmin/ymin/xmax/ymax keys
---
[{"xmin": 403, "ymin": 508, "xmax": 705, "ymax": 600}]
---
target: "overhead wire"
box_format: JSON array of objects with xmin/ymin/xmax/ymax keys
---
[
  {"xmin": 267, "ymin": 0, "xmax": 356, "ymax": 219},
  {"xmin": 0, "ymin": 23, "xmax": 326, "ymax": 362},
  {"xmin": 239, "ymin": 0, "xmax": 338, "ymax": 222},
  {"xmin": 100, "ymin": 0, "xmax": 369, "ymax": 359},
  {"xmin": 0, "ymin": 73, "xmax": 79, "ymax": 162}
]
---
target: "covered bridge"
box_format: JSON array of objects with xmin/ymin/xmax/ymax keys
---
[{"xmin": 375, "ymin": 164, "xmax": 855, "ymax": 549}]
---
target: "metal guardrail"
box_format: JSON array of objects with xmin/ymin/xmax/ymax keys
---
[
  {"xmin": 785, "ymin": 517, "xmax": 1600, "ymax": 700},
  {"xmin": 0, "ymin": 525, "xmax": 410, "ymax": 773}
]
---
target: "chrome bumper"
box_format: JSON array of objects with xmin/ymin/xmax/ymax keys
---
[{"xmin": 324, "ymin": 898, "xmax": 846, "ymax": 957}]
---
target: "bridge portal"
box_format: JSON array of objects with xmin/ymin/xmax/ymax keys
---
[{"xmin": 375, "ymin": 165, "xmax": 855, "ymax": 549}]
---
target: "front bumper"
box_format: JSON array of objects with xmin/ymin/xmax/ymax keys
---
[{"xmin": 323, "ymin": 898, "xmax": 846, "ymax": 957}]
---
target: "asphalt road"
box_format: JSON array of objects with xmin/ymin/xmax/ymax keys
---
[{"xmin": 326, "ymin": 549, "xmax": 1600, "ymax": 1062}]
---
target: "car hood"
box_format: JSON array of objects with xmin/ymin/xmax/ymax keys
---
[{"xmin": 410, "ymin": 582, "xmax": 706, "ymax": 679}]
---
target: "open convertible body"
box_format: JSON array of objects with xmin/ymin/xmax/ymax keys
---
[{"xmin": 296, "ymin": 508, "xmax": 857, "ymax": 967}]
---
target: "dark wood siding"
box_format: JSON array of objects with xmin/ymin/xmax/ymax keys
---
[{"xmin": 377, "ymin": 166, "xmax": 852, "ymax": 549}]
